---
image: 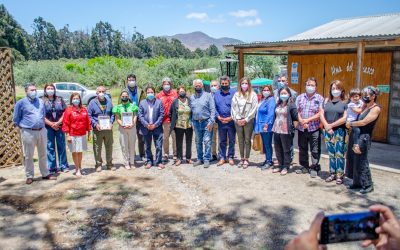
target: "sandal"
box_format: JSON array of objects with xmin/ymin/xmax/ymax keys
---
[
  {"xmin": 272, "ymin": 168, "xmax": 281, "ymax": 173},
  {"xmin": 238, "ymin": 159, "xmax": 244, "ymax": 168},
  {"xmin": 186, "ymin": 159, "xmax": 193, "ymax": 164},
  {"xmin": 243, "ymin": 160, "xmax": 249, "ymax": 169},
  {"xmin": 157, "ymin": 164, "xmax": 165, "ymax": 170},
  {"xmin": 145, "ymin": 163, "xmax": 152, "ymax": 169},
  {"xmin": 325, "ymin": 174, "xmax": 336, "ymax": 182},
  {"xmin": 175, "ymin": 160, "xmax": 182, "ymax": 166},
  {"xmin": 280, "ymin": 168, "xmax": 288, "ymax": 176},
  {"xmin": 336, "ymin": 177, "xmax": 343, "ymax": 185}
]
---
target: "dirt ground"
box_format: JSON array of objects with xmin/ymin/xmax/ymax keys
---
[{"xmin": 1, "ymin": 136, "xmax": 399, "ymax": 250}]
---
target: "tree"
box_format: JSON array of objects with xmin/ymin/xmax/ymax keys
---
[
  {"xmin": 0, "ymin": 4, "xmax": 30, "ymax": 59},
  {"xmin": 194, "ymin": 48, "xmax": 204, "ymax": 58},
  {"xmin": 30, "ymin": 17, "xmax": 60, "ymax": 60},
  {"xmin": 58, "ymin": 25, "xmax": 75, "ymax": 58},
  {"xmin": 246, "ymin": 55, "xmax": 280, "ymax": 79},
  {"xmin": 205, "ymin": 44, "xmax": 220, "ymax": 57}
]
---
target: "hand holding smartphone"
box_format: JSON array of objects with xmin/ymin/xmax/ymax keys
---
[{"xmin": 319, "ymin": 211, "xmax": 379, "ymax": 244}]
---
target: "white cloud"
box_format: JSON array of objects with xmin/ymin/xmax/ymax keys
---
[
  {"xmin": 186, "ymin": 12, "xmax": 225, "ymax": 23},
  {"xmin": 236, "ymin": 18, "xmax": 262, "ymax": 27},
  {"xmin": 229, "ymin": 9, "xmax": 258, "ymax": 18},
  {"xmin": 186, "ymin": 12, "xmax": 209, "ymax": 21}
]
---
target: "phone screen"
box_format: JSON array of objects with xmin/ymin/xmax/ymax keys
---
[{"xmin": 319, "ymin": 211, "xmax": 379, "ymax": 244}]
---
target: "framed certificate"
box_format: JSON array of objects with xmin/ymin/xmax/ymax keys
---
[
  {"xmin": 122, "ymin": 112, "xmax": 133, "ymax": 126},
  {"xmin": 98, "ymin": 115, "xmax": 111, "ymax": 130}
]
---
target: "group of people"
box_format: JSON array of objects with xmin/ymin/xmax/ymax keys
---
[{"xmin": 13, "ymin": 74, "xmax": 381, "ymax": 194}]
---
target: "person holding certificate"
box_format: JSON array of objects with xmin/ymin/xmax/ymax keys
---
[
  {"xmin": 87, "ymin": 86, "xmax": 115, "ymax": 172},
  {"xmin": 138, "ymin": 86, "xmax": 165, "ymax": 170},
  {"xmin": 112, "ymin": 90, "xmax": 139, "ymax": 170}
]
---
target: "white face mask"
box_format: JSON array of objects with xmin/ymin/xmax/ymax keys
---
[
  {"xmin": 211, "ymin": 86, "xmax": 218, "ymax": 93},
  {"xmin": 98, "ymin": 92, "xmax": 105, "ymax": 99},
  {"xmin": 331, "ymin": 89, "xmax": 341, "ymax": 97},
  {"xmin": 128, "ymin": 81, "xmax": 136, "ymax": 88},
  {"xmin": 163, "ymin": 84, "xmax": 171, "ymax": 91},
  {"xmin": 27, "ymin": 90, "xmax": 37, "ymax": 99},
  {"xmin": 262, "ymin": 91, "xmax": 270, "ymax": 97}
]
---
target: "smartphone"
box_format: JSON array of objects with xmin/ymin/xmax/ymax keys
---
[{"xmin": 319, "ymin": 211, "xmax": 379, "ymax": 244}]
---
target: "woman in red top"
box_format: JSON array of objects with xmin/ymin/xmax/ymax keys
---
[{"xmin": 62, "ymin": 93, "xmax": 91, "ymax": 176}]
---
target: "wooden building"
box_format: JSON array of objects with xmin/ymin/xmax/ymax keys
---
[{"xmin": 225, "ymin": 13, "xmax": 400, "ymax": 145}]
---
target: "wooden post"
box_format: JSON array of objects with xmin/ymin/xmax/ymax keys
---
[
  {"xmin": 356, "ymin": 41, "xmax": 365, "ymax": 88},
  {"xmin": 238, "ymin": 49, "xmax": 244, "ymax": 80}
]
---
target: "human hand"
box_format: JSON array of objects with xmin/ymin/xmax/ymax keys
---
[
  {"xmin": 346, "ymin": 122, "xmax": 351, "ymax": 129},
  {"xmin": 263, "ymin": 125, "xmax": 268, "ymax": 132},
  {"xmin": 87, "ymin": 133, "xmax": 92, "ymax": 142},
  {"xmin": 285, "ymin": 211, "xmax": 326, "ymax": 250},
  {"xmin": 324, "ymin": 124, "xmax": 332, "ymax": 131},
  {"xmin": 67, "ymin": 135, "xmax": 72, "ymax": 143},
  {"xmin": 362, "ymin": 205, "xmax": 400, "ymax": 250},
  {"xmin": 206, "ymin": 124, "xmax": 213, "ymax": 132},
  {"xmin": 327, "ymin": 129, "xmax": 334, "ymax": 135},
  {"xmin": 96, "ymin": 124, "xmax": 101, "ymax": 131}
]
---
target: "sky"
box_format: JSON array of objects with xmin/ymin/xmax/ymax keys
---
[{"xmin": 2, "ymin": 0, "xmax": 400, "ymax": 43}]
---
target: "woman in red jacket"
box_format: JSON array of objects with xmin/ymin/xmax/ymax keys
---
[{"xmin": 62, "ymin": 93, "xmax": 91, "ymax": 176}]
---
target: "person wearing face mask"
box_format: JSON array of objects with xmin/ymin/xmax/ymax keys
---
[
  {"xmin": 254, "ymin": 85, "xmax": 275, "ymax": 170},
  {"xmin": 271, "ymin": 87, "xmax": 298, "ymax": 175},
  {"xmin": 319, "ymin": 80, "xmax": 348, "ymax": 185},
  {"xmin": 295, "ymin": 77, "xmax": 324, "ymax": 177},
  {"xmin": 214, "ymin": 76, "xmax": 236, "ymax": 166},
  {"xmin": 156, "ymin": 77, "xmax": 178, "ymax": 164},
  {"xmin": 273, "ymin": 75, "xmax": 297, "ymax": 103},
  {"xmin": 346, "ymin": 86, "xmax": 381, "ymax": 194},
  {"xmin": 210, "ymin": 79, "xmax": 220, "ymax": 162},
  {"xmin": 13, "ymin": 83, "xmax": 57, "ymax": 184},
  {"xmin": 42, "ymin": 83, "xmax": 69, "ymax": 174},
  {"xmin": 231, "ymin": 77, "xmax": 258, "ymax": 169},
  {"xmin": 125, "ymin": 74, "xmax": 146, "ymax": 162},
  {"xmin": 190, "ymin": 79, "xmax": 216, "ymax": 168},
  {"xmin": 112, "ymin": 91, "xmax": 139, "ymax": 170},
  {"xmin": 87, "ymin": 86, "xmax": 115, "ymax": 172},
  {"xmin": 138, "ymin": 86, "xmax": 165, "ymax": 170},
  {"xmin": 62, "ymin": 93, "xmax": 92, "ymax": 176},
  {"xmin": 169, "ymin": 86, "xmax": 193, "ymax": 166}
]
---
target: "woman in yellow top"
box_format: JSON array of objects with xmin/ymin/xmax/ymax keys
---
[{"xmin": 112, "ymin": 90, "xmax": 139, "ymax": 169}]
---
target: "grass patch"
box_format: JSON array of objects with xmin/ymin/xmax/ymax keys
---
[
  {"xmin": 110, "ymin": 227, "xmax": 134, "ymax": 240},
  {"xmin": 64, "ymin": 189, "xmax": 89, "ymax": 200}
]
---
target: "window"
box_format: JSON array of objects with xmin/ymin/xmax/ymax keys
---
[
  {"xmin": 56, "ymin": 84, "xmax": 67, "ymax": 90},
  {"xmin": 68, "ymin": 84, "xmax": 83, "ymax": 91}
]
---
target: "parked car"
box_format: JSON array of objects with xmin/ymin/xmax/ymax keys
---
[{"xmin": 37, "ymin": 82, "xmax": 110, "ymax": 105}]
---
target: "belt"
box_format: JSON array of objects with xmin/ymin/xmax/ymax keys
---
[{"xmin": 23, "ymin": 127, "xmax": 43, "ymax": 131}]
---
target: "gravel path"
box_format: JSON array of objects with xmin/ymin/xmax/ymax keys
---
[{"xmin": 0, "ymin": 137, "xmax": 399, "ymax": 249}]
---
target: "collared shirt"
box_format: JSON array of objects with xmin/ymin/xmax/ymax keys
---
[
  {"xmin": 147, "ymin": 99, "xmax": 155, "ymax": 124},
  {"xmin": 13, "ymin": 97, "xmax": 46, "ymax": 129},
  {"xmin": 189, "ymin": 91, "xmax": 215, "ymax": 125},
  {"xmin": 127, "ymin": 86, "xmax": 139, "ymax": 107},
  {"xmin": 296, "ymin": 93, "xmax": 324, "ymax": 132},
  {"xmin": 62, "ymin": 106, "xmax": 92, "ymax": 136},
  {"xmin": 87, "ymin": 97, "xmax": 115, "ymax": 128},
  {"xmin": 214, "ymin": 88, "xmax": 236, "ymax": 118}
]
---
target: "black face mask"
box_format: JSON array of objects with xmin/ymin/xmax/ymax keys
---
[
  {"xmin": 179, "ymin": 92, "xmax": 186, "ymax": 98},
  {"xmin": 362, "ymin": 96, "xmax": 371, "ymax": 103},
  {"xmin": 195, "ymin": 87, "xmax": 202, "ymax": 93},
  {"xmin": 121, "ymin": 97, "xmax": 129, "ymax": 103},
  {"xmin": 221, "ymin": 85, "xmax": 230, "ymax": 91}
]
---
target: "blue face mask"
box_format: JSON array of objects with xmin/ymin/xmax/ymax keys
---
[
  {"xmin": 72, "ymin": 99, "xmax": 80, "ymax": 106},
  {"xmin": 27, "ymin": 90, "xmax": 37, "ymax": 99},
  {"xmin": 210, "ymin": 86, "xmax": 218, "ymax": 93},
  {"xmin": 277, "ymin": 82, "xmax": 285, "ymax": 90},
  {"xmin": 280, "ymin": 94, "xmax": 289, "ymax": 102},
  {"xmin": 147, "ymin": 93, "xmax": 155, "ymax": 100}
]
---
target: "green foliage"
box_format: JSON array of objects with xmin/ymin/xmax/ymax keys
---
[
  {"xmin": 245, "ymin": 55, "xmax": 281, "ymax": 79},
  {"xmin": 14, "ymin": 56, "xmax": 221, "ymax": 91}
]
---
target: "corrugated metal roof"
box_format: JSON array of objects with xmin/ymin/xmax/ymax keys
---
[
  {"xmin": 284, "ymin": 13, "xmax": 400, "ymax": 41},
  {"xmin": 224, "ymin": 13, "xmax": 400, "ymax": 47}
]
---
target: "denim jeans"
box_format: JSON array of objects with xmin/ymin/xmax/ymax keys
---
[
  {"xmin": 193, "ymin": 120, "xmax": 213, "ymax": 162},
  {"xmin": 260, "ymin": 132, "xmax": 273, "ymax": 165},
  {"xmin": 47, "ymin": 127, "xmax": 69, "ymax": 172}
]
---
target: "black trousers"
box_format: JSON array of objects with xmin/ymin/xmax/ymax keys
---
[
  {"xmin": 175, "ymin": 127, "xmax": 193, "ymax": 160},
  {"xmin": 136, "ymin": 123, "xmax": 145, "ymax": 157},
  {"xmin": 347, "ymin": 133, "xmax": 373, "ymax": 188},
  {"xmin": 273, "ymin": 133, "xmax": 293, "ymax": 169},
  {"xmin": 298, "ymin": 129, "xmax": 321, "ymax": 168}
]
